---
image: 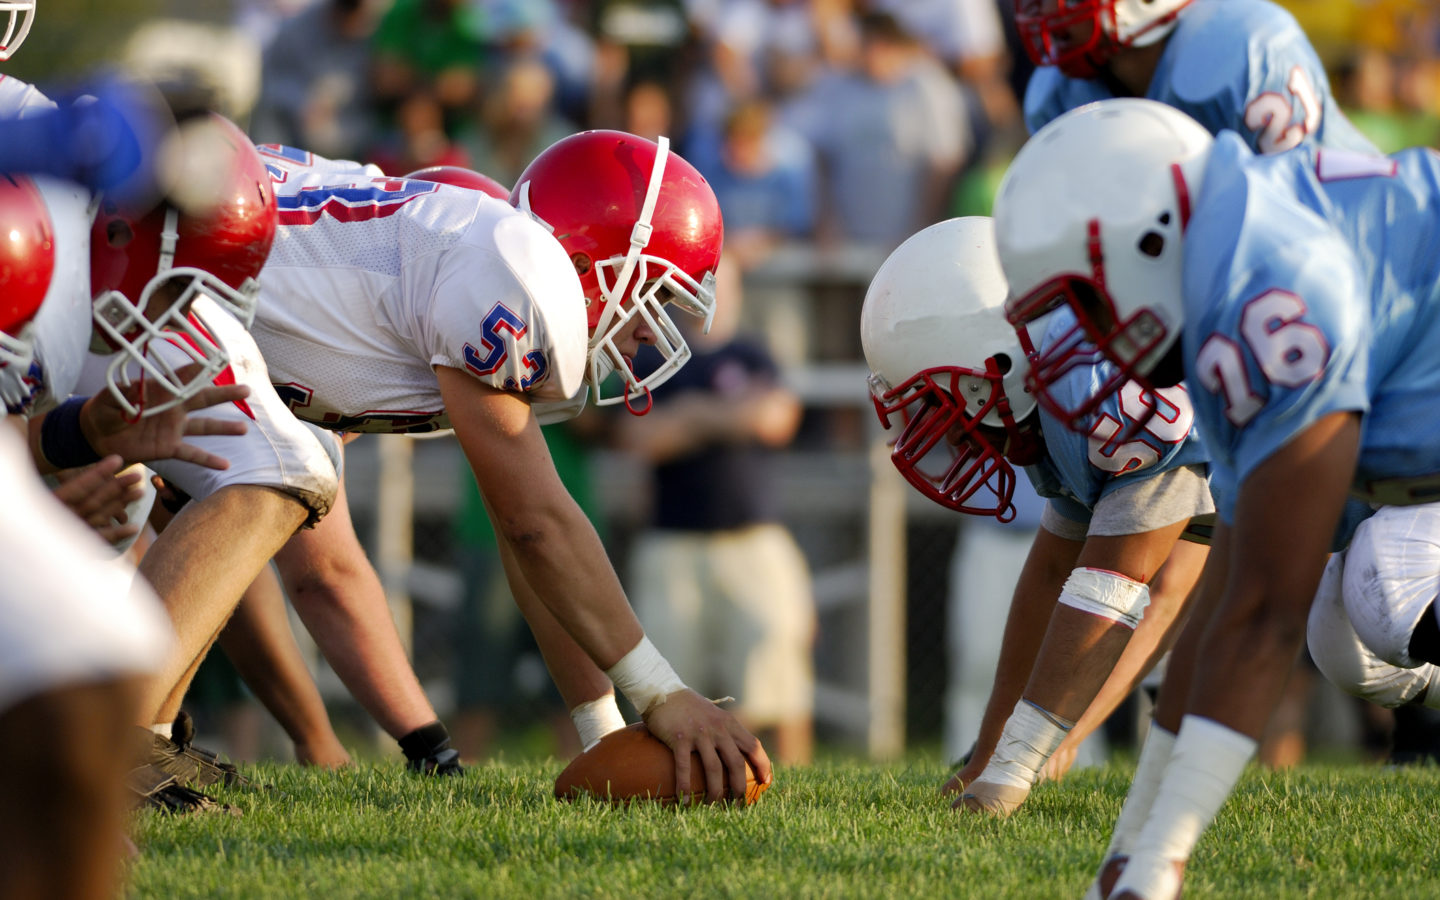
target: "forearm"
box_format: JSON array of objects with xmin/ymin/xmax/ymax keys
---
[
  {"xmin": 493, "ymin": 532, "xmax": 616, "ymax": 709},
  {"xmin": 493, "ymin": 503, "xmax": 644, "ymax": 670}
]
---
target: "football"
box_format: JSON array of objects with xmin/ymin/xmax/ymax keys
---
[{"xmin": 554, "ymin": 723, "xmax": 770, "ymax": 806}]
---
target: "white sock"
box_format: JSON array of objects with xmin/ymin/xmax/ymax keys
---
[
  {"xmin": 1103, "ymin": 724, "xmax": 1177, "ymax": 861},
  {"xmin": 1113, "ymin": 715, "xmax": 1256, "ymax": 899}
]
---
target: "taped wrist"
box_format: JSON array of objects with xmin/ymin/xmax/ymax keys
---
[
  {"xmin": 976, "ymin": 699, "xmax": 1074, "ymax": 790},
  {"xmin": 1058, "ymin": 566, "xmax": 1150, "ymax": 630},
  {"xmin": 40, "ymin": 397, "xmax": 103, "ymax": 470},
  {"xmin": 604, "ymin": 636, "xmax": 686, "ymax": 716},
  {"xmin": 399, "ymin": 721, "xmax": 453, "ymax": 762},
  {"xmin": 571, "ymin": 694, "xmax": 627, "ymax": 751}
]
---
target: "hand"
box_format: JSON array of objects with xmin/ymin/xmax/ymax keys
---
[
  {"xmin": 1039, "ymin": 741, "xmax": 1078, "ymax": 783},
  {"xmin": 643, "ymin": 689, "xmax": 772, "ymax": 804},
  {"xmin": 50, "ymin": 455, "xmax": 145, "ymax": 544},
  {"xmin": 80, "ymin": 364, "xmax": 251, "ymax": 469},
  {"xmin": 943, "ymin": 756, "xmax": 986, "ymax": 798}
]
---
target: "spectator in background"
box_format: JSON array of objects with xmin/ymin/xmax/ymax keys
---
[
  {"xmin": 365, "ymin": 89, "xmax": 470, "ymax": 176},
  {"xmin": 866, "ymin": 0, "xmax": 1021, "ymax": 154},
  {"xmin": 458, "ymin": 54, "xmax": 576, "ymax": 187},
  {"xmin": 249, "ymin": 0, "xmax": 381, "ymax": 160},
  {"xmin": 370, "ymin": 0, "xmax": 487, "ymax": 134},
  {"xmin": 614, "ymin": 255, "xmax": 816, "ymax": 765},
  {"xmin": 620, "ymin": 75, "xmax": 678, "ymax": 145},
  {"xmin": 588, "ymin": 0, "xmax": 694, "ymax": 130},
  {"xmin": 688, "ymin": 98, "xmax": 816, "ymax": 272},
  {"xmin": 783, "ymin": 11, "xmax": 970, "ymax": 251}
]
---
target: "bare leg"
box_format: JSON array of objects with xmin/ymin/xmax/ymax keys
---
[
  {"xmin": 138, "ymin": 484, "xmax": 309, "ymax": 723},
  {"xmin": 273, "ymin": 479, "xmax": 438, "ymax": 739},
  {"xmin": 0, "ymin": 677, "xmax": 145, "ymax": 900},
  {"xmin": 217, "ymin": 563, "xmax": 351, "ymax": 767}
]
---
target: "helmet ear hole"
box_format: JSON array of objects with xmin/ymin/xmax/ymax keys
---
[
  {"xmin": 106, "ymin": 220, "xmax": 134, "ymax": 248},
  {"xmin": 570, "ymin": 252, "xmax": 592, "ymax": 276},
  {"xmin": 991, "ymin": 352, "xmax": 1013, "ymax": 375},
  {"xmin": 1138, "ymin": 230, "xmax": 1165, "ymax": 258}
]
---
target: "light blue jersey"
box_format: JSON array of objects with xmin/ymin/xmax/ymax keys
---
[
  {"xmin": 1184, "ymin": 133, "xmax": 1440, "ymax": 523},
  {"xmin": 1025, "ymin": 0, "xmax": 1376, "ymax": 156},
  {"xmin": 1024, "ymin": 310, "xmax": 1210, "ymax": 525}
]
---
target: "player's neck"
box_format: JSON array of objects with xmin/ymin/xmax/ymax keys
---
[{"xmin": 1103, "ymin": 41, "xmax": 1169, "ymax": 98}]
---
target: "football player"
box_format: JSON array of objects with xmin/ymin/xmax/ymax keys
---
[
  {"xmin": 1016, "ymin": 0, "xmax": 1376, "ymax": 167},
  {"xmin": 997, "ymin": 97, "xmax": 1440, "ymax": 900},
  {"xmin": 861, "ymin": 216, "xmax": 1210, "ymax": 815},
  {"xmin": 147, "ymin": 131, "xmax": 769, "ymax": 800}
]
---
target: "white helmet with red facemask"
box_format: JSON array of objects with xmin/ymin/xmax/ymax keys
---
[
  {"xmin": 996, "ymin": 99, "xmax": 1213, "ymax": 434},
  {"xmin": 1015, "ymin": 0, "xmax": 1192, "ymax": 79},
  {"xmin": 861, "ymin": 217, "xmax": 1042, "ymax": 522},
  {"xmin": 89, "ymin": 113, "xmax": 277, "ymax": 418},
  {"xmin": 511, "ymin": 130, "xmax": 722, "ymax": 414},
  {"xmin": 0, "ymin": 0, "xmax": 34, "ymax": 61}
]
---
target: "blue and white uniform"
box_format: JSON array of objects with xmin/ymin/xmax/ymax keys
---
[
  {"xmin": 1184, "ymin": 133, "xmax": 1440, "ymax": 696},
  {"xmin": 1026, "ymin": 0, "xmax": 1376, "ymax": 156},
  {"xmin": 1026, "ymin": 310, "xmax": 1211, "ymax": 535}
]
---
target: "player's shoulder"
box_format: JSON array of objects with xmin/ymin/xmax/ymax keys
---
[
  {"xmin": 1023, "ymin": 67, "xmax": 1108, "ymax": 135},
  {"xmin": 1163, "ymin": 0, "xmax": 1314, "ymax": 101}
]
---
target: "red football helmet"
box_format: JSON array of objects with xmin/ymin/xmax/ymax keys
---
[
  {"xmin": 90, "ymin": 113, "xmax": 278, "ymax": 417},
  {"xmin": 0, "ymin": 175, "xmax": 54, "ymax": 409},
  {"xmin": 512, "ymin": 130, "xmax": 722, "ymax": 413},
  {"xmin": 403, "ymin": 165, "xmax": 510, "ymax": 200},
  {"xmin": 1015, "ymin": 0, "xmax": 1192, "ymax": 78},
  {"xmin": 0, "ymin": 0, "xmax": 34, "ymax": 61}
]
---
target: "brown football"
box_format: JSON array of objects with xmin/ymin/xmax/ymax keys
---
[{"xmin": 554, "ymin": 723, "xmax": 769, "ymax": 805}]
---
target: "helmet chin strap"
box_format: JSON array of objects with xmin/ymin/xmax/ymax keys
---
[{"xmin": 593, "ymin": 135, "xmax": 670, "ymax": 344}]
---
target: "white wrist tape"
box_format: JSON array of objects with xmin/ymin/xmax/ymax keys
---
[
  {"xmin": 1104, "ymin": 724, "xmax": 1176, "ymax": 861},
  {"xmin": 1114, "ymin": 715, "xmax": 1256, "ymax": 899},
  {"xmin": 604, "ymin": 636, "xmax": 687, "ymax": 716},
  {"xmin": 976, "ymin": 699, "xmax": 1074, "ymax": 790},
  {"xmin": 570, "ymin": 694, "xmax": 628, "ymax": 751},
  {"xmin": 1058, "ymin": 566, "xmax": 1151, "ymax": 630}
]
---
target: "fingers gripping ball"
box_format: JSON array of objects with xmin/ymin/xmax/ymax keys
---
[{"xmin": 554, "ymin": 724, "xmax": 769, "ymax": 806}]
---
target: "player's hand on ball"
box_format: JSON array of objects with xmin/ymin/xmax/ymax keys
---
[{"xmin": 643, "ymin": 689, "xmax": 772, "ymax": 804}]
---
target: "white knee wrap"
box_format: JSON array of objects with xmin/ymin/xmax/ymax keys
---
[
  {"xmin": 1309, "ymin": 551, "xmax": 1436, "ymax": 708},
  {"xmin": 1057, "ymin": 567, "xmax": 1150, "ymax": 630}
]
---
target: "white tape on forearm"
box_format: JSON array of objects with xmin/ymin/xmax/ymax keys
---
[
  {"xmin": 1057, "ymin": 566, "xmax": 1151, "ymax": 630},
  {"xmin": 1113, "ymin": 715, "xmax": 1256, "ymax": 899},
  {"xmin": 571, "ymin": 694, "xmax": 628, "ymax": 751},
  {"xmin": 975, "ymin": 699, "xmax": 1074, "ymax": 790},
  {"xmin": 1104, "ymin": 724, "xmax": 1176, "ymax": 861},
  {"xmin": 604, "ymin": 635, "xmax": 687, "ymax": 716}
]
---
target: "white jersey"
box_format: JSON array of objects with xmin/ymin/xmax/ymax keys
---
[
  {"xmin": 0, "ymin": 73, "xmax": 55, "ymax": 118},
  {"xmin": 252, "ymin": 145, "xmax": 588, "ymax": 433}
]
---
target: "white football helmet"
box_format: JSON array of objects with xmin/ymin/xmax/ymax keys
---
[
  {"xmin": 0, "ymin": 1, "xmax": 34, "ymax": 61},
  {"xmin": 996, "ymin": 99, "xmax": 1213, "ymax": 433},
  {"xmin": 1015, "ymin": 0, "xmax": 1192, "ymax": 78},
  {"xmin": 861, "ymin": 217, "xmax": 1042, "ymax": 521}
]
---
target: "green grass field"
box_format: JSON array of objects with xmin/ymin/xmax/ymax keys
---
[{"xmin": 128, "ymin": 754, "xmax": 1440, "ymax": 899}]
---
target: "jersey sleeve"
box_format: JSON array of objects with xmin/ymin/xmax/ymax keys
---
[{"xmin": 423, "ymin": 212, "xmax": 587, "ymax": 405}]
